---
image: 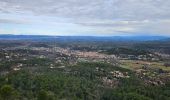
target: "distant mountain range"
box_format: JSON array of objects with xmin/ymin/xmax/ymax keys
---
[{"xmin": 0, "ymin": 34, "xmax": 169, "ymax": 42}]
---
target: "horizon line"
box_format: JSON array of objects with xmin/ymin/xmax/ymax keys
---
[{"xmin": 0, "ymin": 34, "xmax": 170, "ymax": 37}]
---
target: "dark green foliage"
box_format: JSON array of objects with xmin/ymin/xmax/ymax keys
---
[
  {"xmin": 37, "ymin": 90, "xmax": 48, "ymax": 100},
  {"xmin": 0, "ymin": 85, "xmax": 19, "ymax": 100},
  {"xmin": 104, "ymin": 48, "xmax": 150, "ymax": 56},
  {"xmin": 0, "ymin": 62, "xmax": 170, "ymax": 100}
]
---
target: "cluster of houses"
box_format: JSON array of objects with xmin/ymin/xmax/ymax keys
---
[
  {"xmin": 136, "ymin": 68, "xmax": 166, "ymax": 86},
  {"xmin": 110, "ymin": 71, "xmax": 130, "ymax": 78},
  {"xmin": 31, "ymin": 46, "xmax": 118, "ymax": 65},
  {"xmin": 13, "ymin": 63, "xmax": 23, "ymax": 71},
  {"xmin": 102, "ymin": 71, "xmax": 130, "ymax": 87}
]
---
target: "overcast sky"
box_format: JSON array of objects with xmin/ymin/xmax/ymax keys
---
[{"xmin": 0, "ymin": 0, "xmax": 170, "ymax": 36}]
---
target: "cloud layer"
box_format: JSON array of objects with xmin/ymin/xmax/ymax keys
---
[{"xmin": 0, "ymin": 0, "xmax": 170, "ymax": 36}]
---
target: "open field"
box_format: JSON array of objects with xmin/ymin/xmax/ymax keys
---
[{"xmin": 120, "ymin": 60, "xmax": 170, "ymax": 72}]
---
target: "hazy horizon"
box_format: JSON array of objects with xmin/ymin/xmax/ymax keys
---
[{"xmin": 0, "ymin": 34, "xmax": 170, "ymax": 37}]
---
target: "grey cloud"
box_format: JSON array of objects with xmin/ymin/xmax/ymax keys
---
[
  {"xmin": 76, "ymin": 20, "xmax": 149, "ymax": 27},
  {"xmin": 0, "ymin": 18, "xmax": 27, "ymax": 24},
  {"xmin": 0, "ymin": 0, "xmax": 170, "ymax": 36},
  {"xmin": 1, "ymin": 0, "xmax": 170, "ymax": 20}
]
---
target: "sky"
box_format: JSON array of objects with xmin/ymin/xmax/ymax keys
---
[{"xmin": 0, "ymin": 0, "xmax": 170, "ymax": 36}]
